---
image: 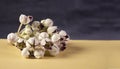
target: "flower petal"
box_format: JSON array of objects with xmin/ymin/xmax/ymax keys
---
[
  {"xmin": 7, "ymin": 33, "xmax": 18, "ymax": 44},
  {"xmin": 44, "ymin": 18, "xmax": 53, "ymax": 27},
  {"xmin": 47, "ymin": 26, "xmax": 57, "ymax": 34},
  {"xmin": 41, "ymin": 18, "xmax": 53, "ymax": 27},
  {"xmin": 26, "ymin": 41, "xmax": 31, "ymax": 48},
  {"xmin": 39, "ymin": 32, "xmax": 49, "ymax": 38},
  {"xmin": 38, "ymin": 36, "xmax": 43, "ymax": 41},
  {"xmin": 19, "ymin": 14, "xmax": 33, "ymax": 25},
  {"xmin": 21, "ymin": 48, "xmax": 30, "ymax": 58},
  {"xmin": 49, "ymin": 45, "xmax": 60, "ymax": 56},
  {"xmin": 51, "ymin": 33, "xmax": 60, "ymax": 42},
  {"xmin": 19, "ymin": 14, "xmax": 27, "ymax": 24},
  {"xmin": 34, "ymin": 38, "xmax": 40, "ymax": 46},
  {"xmin": 59, "ymin": 30, "xmax": 67, "ymax": 37},
  {"xmin": 34, "ymin": 50, "xmax": 45, "ymax": 59},
  {"xmin": 41, "ymin": 39, "xmax": 46, "ymax": 46},
  {"xmin": 27, "ymin": 37, "xmax": 35, "ymax": 45},
  {"xmin": 45, "ymin": 38, "xmax": 51, "ymax": 42}
]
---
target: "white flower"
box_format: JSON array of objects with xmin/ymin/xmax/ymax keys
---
[
  {"xmin": 39, "ymin": 32, "xmax": 49, "ymax": 39},
  {"xmin": 7, "ymin": 33, "xmax": 18, "ymax": 44},
  {"xmin": 51, "ymin": 33, "xmax": 60, "ymax": 43},
  {"xmin": 14, "ymin": 38, "xmax": 24, "ymax": 47},
  {"xmin": 27, "ymin": 37, "xmax": 39, "ymax": 46},
  {"xmin": 21, "ymin": 48, "xmax": 30, "ymax": 58},
  {"xmin": 59, "ymin": 30, "xmax": 67, "ymax": 37},
  {"xmin": 25, "ymin": 28, "xmax": 32, "ymax": 35},
  {"xmin": 38, "ymin": 32, "xmax": 50, "ymax": 45},
  {"xmin": 32, "ymin": 21, "xmax": 40, "ymax": 31},
  {"xmin": 27, "ymin": 37, "xmax": 34, "ymax": 45},
  {"xmin": 25, "ymin": 37, "xmax": 39, "ymax": 51},
  {"xmin": 34, "ymin": 46, "xmax": 45, "ymax": 58},
  {"xmin": 59, "ymin": 30, "xmax": 70, "ymax": 41},
  {"xmin": 26, "ymin": 41, "xmax": 31, "ymax": 49},
  {"xmin": 53, "ymin": 41, "xmax": 61, "ymax": 46},
  {"xmin": 41, "ymin": 18, "xmax": 53, "ymax": 27},
  {"xmin": 34, "ymin": 32, "xmax": 40, "ymax": 37},
  {"xmin": 32, "ymin": 21, "xmax": 40, "ymax": 26},
  {"xmin": 20, "ymin": 25, "xmax": 32, "ymax": 39},
  {"xmin": 34, "ymin": 49, "xmax": 45, "ymax": 59},
  {"xmin": 47, "ymin": 26, "xmax": 57, "ymax": 34},
  {"xmin": 24, "ymin": 25, "xmax": 32, "ymax": 35},
  {"xmin": 19, "ymin": 14, "xmax": 33, "ymax": 25},
  {"xmin": 49, "ymin": 45, "xmax": 60, "ymax": 56}
]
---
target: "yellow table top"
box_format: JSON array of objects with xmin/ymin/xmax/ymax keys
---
[{"xmin": 0, "ymin": 39, "xmax": 120, "ymax": 69}]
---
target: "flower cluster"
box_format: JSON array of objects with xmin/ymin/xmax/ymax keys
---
[{"xmin": 7, "ymin": 14, "xmax": 70, "ymax": 59}]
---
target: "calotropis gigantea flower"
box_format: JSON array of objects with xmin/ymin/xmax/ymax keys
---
[
  {"xmin": 38, "ymin": 32, "xmax": 50, "ymax": 46},
  {"xmin": 47, "ymin": 26, "xmax": 57, "ymax": 34},
  {"xmin": 26, "ymin": 37, "xmax": 39, "ymax": 48},
  {"xmin": 34, "ymin": 32, "xmax": 40, "ymax": 37},
  {"xmin": 19, "ymin": 14, "xmax": 33, "ymax": 25},
  {"xmin": 14, "ymin": 38, "xmax": 26, "ymax": 50},
  {"xmin": 41, "ymin": 18, "xmax": 53, "ymax": 27},
  {"xmin": 18, "ymin": 14, "xmax": 33, "ymax": 33},
  {"xmin": 21, "ymin": 48, "xmax": 30, "ymax": 58},
  {"xmin": 59, "ymin": 30, "xmax": 67, "ymax": 37},
  {"xmin": 7, "ymin": 33, "xmax": 18, "ymax": 44},
  {"xmin": 25, "ymin": 26, "xmax": 32, "ymax": 35},
  {"xmin": 7, "ymin": 14, "xmax": 70, "ymax": 59},
  {"xmin": 49, "ymin": 45, "xmax": 60, "ymax": 56},
  {"xmin": 59, "ymin": 30, "xmax": 70, "ymax": 41},
  {"xmin": 51, "ymin": 33, "xmax": 60, "ymax": 43},
  {"xmin": 32, "ymin": 21, "xmax": 40, "ymax": 31},
  {"xmin": 20, "ymin": 25, "xmax": 33, "ymax": 39},
  {"xmin": 34, "ymin": 46, "xmax": 45, "ymax": 59}
]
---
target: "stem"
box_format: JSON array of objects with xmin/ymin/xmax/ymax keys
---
[{"xmin": 17, "ymin": 23, "xmax": 23, "ymax": 34}]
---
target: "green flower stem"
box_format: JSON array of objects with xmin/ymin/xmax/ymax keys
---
[{"xmin": 17, "ymin": 23, "xmax": 23, "ymax": 34}]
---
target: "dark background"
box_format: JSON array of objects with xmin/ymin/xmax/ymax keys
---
[{"xmin": 1, "ymin": 0, "xmax": 120, "ymax": 39}]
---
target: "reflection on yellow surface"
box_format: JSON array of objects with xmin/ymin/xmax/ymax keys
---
[{"xmin": 0, "ymin": 39, "xmax": 120, "ymax": 69}]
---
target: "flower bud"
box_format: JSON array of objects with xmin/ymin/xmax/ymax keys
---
[
  {"xmin": 7, "ymin": 33, "xmax": 18, "ymax": 44},
  {"xmin": 32, "ymin": 21, "xmax": 40, "ymax": 26},
  {"xmin": 49, "ymin": 45, "xmax": 60, "ymax": 56},
  {"xmin": 47, "ymin": 26, "xmax": 57, "ymax": 34},
  {"xmin": 27, "ymin": 37, "xmax": 40, "ymax": 46},
  {"xmin": 40, "ymin": 39, "xmax": 46, "ymax": 46},
  {"xmin": 39, "ymin": 32, "xmax": 49, "ymax": 38},
  {"xmin": 41, "ymin": 18, "xmax": 53, "ymax": 27},
  {"xmin": 21, "ymin": 48, "xmax": 30, "ymax": 58},
  {"xmin": 32, "ymin": 21, "xmax": 40, "ymax": 31},
  {"xmin": 34, "ymin": 50, "xmax": 45, "ymax": 59},
  {"xmin": 26, "ymin": 41, "xmax": 31, "ymax": 49},
  {"xmin": 19, "ymin": 14, "xmax": 33, "ymax": 24},
  {"xmin": 24, "ymin": 27, "xmax": 32, "ymax": 35},
  {"xmin": 59, "ymin": 30, "xmax": 67, "ymax": 37},
  {"xmin": 51, "ymin": 33, "xmax": 60, "ymax": 42},
  {"xmin": 27, "ymin": 37, "xmax": 35, "ymax": 45},
  {"xmin": 34, "ymin": 32, "xmax": 40, "ymax": 37}
]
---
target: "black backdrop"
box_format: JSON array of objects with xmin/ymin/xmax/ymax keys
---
[{"xmin": 1, "ymin": 0, "xmax": 120, "ymax": 39}]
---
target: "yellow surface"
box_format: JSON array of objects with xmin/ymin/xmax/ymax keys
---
[{"xmin": 0, "ymin": 39, "xmax": 120, "ymax": 69}]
